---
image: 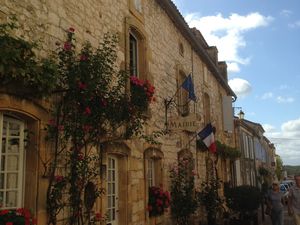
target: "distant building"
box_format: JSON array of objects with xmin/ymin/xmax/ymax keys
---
[{"xmin": 234, "ymin": 115, "xmax": 276, "ymax": 187}]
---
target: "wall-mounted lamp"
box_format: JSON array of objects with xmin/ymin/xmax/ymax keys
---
[{"xmin": 238, "ymin": 110, "xmax": 245, "ymax": 120}]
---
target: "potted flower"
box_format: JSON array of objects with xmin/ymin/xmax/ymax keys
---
[
  {"xmin": 130, "ymin": 76, "xmax": 155, "ymax": 111},
  {"xmin": 147, "ymin": 186, "xmax": 170, "ymax": 217},
  {"xmin": 0, "ymin": 208, "xmax": 37, "ymax": 225}
]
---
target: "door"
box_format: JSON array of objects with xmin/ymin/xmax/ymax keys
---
[{"xmin": 107, "ymin": 156, "xmax": 118, "ymax": 225}]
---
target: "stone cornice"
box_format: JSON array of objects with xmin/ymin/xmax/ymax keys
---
[{"xmin": 155, "ymin": 0, "xmax": 237, "ymax": 100}]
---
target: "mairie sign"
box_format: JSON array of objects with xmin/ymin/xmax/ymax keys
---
[{"xmin": 167, "ymin": 114, "xmax": 200, "ymax": 132}]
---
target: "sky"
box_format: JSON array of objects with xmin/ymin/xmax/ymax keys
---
[{"xmin": 171, "ymin": 0, "xmax": 300, "ymax": 166}]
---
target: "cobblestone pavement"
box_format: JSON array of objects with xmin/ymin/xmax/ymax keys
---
[{"xmin": 260, "ymin": 207, "xmax": 295, "ymax": 225}]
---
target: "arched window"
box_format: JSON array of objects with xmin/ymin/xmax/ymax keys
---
[
  {"xmin": 144, "ymin": 148, "xmax": 163, "ymax": 188},
  {"xmin": 0, "ymin": 114, "xmax": 25, "ymax": 209},
  {"xmin": 129, "ymin": 27, "xmax": 147, "ymax": 80},
  {"xmin": 179, "ymin": 42, "xmax": 184, "ymax": 56},
  {"xmin": 129, "ymin": 33, "xmax": 138, "ymax": 77}
]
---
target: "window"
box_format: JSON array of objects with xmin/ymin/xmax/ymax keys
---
[
  {"xmin": 178, "ymin": 72, "xmax": 189, "ymax": 116},
  {"xmin": 203, "ymin": 66, "xmax": 208, "ymax": 84},
  {"xmin": 0, "ymin": 114, "xmax": 25, "ymax": 209},
  {"xmin": 134, "ymin": 0, "xmax": 142, "ymax": 13},
  {"xmin": 107, "ymin": 156, "xmax": 119, "ymax": 224},
  {"xmin": 129, "ymin": 33, "xmax": 138, "ymax": 77},
  {"xmin": 128, "ymin": 26, "xmax": 147, "ymax": 81},
  {"xmin": 203, "ymin": 93, "xmax": 211, "ymax": 124},
  {"xmin": 144, "ymin": 148, "xmax": 163, "ymax": 188},
  {"xmin": 147, "ymin": 159, "xmax": 155, "ymax": 187},
  {"xmin": 179, "ymin": 42, "xmax": 184, "ymax": 56}
]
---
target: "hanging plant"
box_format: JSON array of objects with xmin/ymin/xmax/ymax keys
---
[
  {"xmin": 258, "ymin": 166, "xmax": 271, "ymax": 177},
  {"xmin": 0, "ymin": 208, "xmax": 37, "ymax": 225},
  {"xmin": 216, "ymin": 141, "xmax": 241, "ymax": 161},
  {"xmin": 147, "ymin": 186, "xmax": 170, "ymax": 217},
  {"xmin": 130, "ymin": 76, "xmax": 155, "ymax": 111}
]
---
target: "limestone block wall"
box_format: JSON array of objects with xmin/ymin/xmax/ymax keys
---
[{"xmin": 0, "ymin": 0, "xmax": 234, "ymax": 224}]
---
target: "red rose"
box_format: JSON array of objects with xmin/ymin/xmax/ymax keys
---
[
  {"xmin": 83, "ymin": 125, "xmax": 92, "ymax": 132},
  {"xmin": 55, "ymin": 175, "xmax": 64, "ymax": 183},
  {"xmin": 78, "ymin": 153, "xmax": 84, "ymax": 160},
  {"xmin": 84, "ymin": 107, "xmax": 91, "ymax": 115},
  {"xmin": 64, "ymin": 42, "xmax": 72, "ymax": 51},
  {"xmin": 147, "ymin": 205, "xmax": 152, "ymax": 212},
  {"xmin": 0, "ymin": 209, "xmax": 9, "ymax": 215},
  {"xmin": 80, "ymin": 55, "xmax": 88, "ymax": 61},
  {"xmin": 78, "ymin": 81, "xmax": 87, "ymax": 90},
  {"xmin": 95, "ymin": 212, "xmax": 102, "ymax": 221},
  {"xmin": 48, "ymin": 119, "xmax": 55, "ymax": 126},
  {"xmin": 100, "ymin": 98, "xmax": 107, "ymax": 107},
  {"xmin": 58, "ymin": 125, "xmax": 64, "ymax": 131},
  {"xmin": 69, "ymin": 27, "xmax": 75, "ymax": 33}
]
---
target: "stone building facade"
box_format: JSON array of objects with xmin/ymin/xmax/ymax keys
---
[
  {"xmin": 0, "ymin": 0, "xmax": 237, "ymax": 224},
  {"xmin": 234, "ymin": 116, "xmax": 276, "ymax": 187}
]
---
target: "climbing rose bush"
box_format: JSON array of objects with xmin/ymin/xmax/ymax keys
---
[{"xmin": 45, "ymin": 27, "xmax": 155, "ymax": 225}]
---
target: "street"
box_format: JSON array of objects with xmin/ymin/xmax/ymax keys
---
[{"xmin": 261, "ymin": 206, "xmax": 295, "ymax": 225}]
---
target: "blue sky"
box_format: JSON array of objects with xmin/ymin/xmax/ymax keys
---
[{"xmin": 171, "ymin": 0, "xmax": 300, "ymax": 165}]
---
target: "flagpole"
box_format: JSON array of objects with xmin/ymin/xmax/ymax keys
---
[
  {"xmin": 164, "ymin": 73, "xmax": 195, "ymax": 131},
  {"xmin": 183, "ymin": 131, "xmax": 199, "ymax": 149}
]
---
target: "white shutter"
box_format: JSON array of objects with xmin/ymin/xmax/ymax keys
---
[{"xmin": 222, "ymin": 96, "xmax": 234, "ymax": 132}]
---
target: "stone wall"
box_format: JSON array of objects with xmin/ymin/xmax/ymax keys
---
[{"xmin": 0, "ymin": 0, "xmax": 234, "ymax": 224}]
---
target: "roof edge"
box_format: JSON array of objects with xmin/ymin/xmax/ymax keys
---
[{"xmin": 155, "ymin": 0, "xmax": 237, "ymax": 100}]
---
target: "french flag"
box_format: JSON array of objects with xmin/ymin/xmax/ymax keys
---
[{"xmin": 197, "ymin": 123, "xmax": 217, "ymax": 153}]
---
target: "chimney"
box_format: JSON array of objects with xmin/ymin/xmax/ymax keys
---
[
  {"xmin": 218, "ymin": 61, "xmax": 228, "ymax": 81},
  {"xmin": 191, "ymin": 27, "xmax": 209, "ymax": 48},
  {"xmin": 207, "ymin": 46, "xmax": 218, "ymax": 65}
]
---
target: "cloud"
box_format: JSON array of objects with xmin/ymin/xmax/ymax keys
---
[
  {"xmin": 227, "ymin": 62, "xmax": 240, "ymax": 73},
  {"xmin": 262, "ymin": 124, "xmax": 276, "ymax": 132},
  {"xmin": 259, "ymin": 90, "xmax": 294, "ymax": 103},
  {"xmin": 185, "ymin": 12, "xmax": 273, "ymax": 73},
  {"xmin": 288, "ymin": 20, "xmax": 300, "ymax": 29},
  {"xmin": 276, "ymin": 96, "xmax": 295, "ymax": 103},
  {"xmin": 261, "ymin": 92, "xmax": 273, "ymax": 100},
  {"xmin": 282, "ymin": 118, "xmax": 300, "ymax": 135},
  {"xmin": 265, "ymin": 118, "xmax": 300, "ymax": 165},
  {"xmin": 280, "ymin": 9, "xmax": 292, "ymax": 17},
  {"xmin": 228, "ymin": 78, "xmax": 252, "ymax": 98}
]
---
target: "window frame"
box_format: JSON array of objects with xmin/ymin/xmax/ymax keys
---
[
  {"xmin": 203, "ymin": 92, "xmax": 211, "ymax": 124},
  {"xmin": 129, "ymin": 32, "xmax": 139, "ymax": 77},
  {"xmin": 147, "ymin": 158, "xmax": 155, "ymax": 188},
  {"xmin": 0, "ymin": 113, "xmax": 25, "ymax": 209}
]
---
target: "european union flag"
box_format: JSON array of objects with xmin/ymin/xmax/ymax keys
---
[{"xmin": 181, "ymin": 74, "xmax": 197, "ymax": 102}]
